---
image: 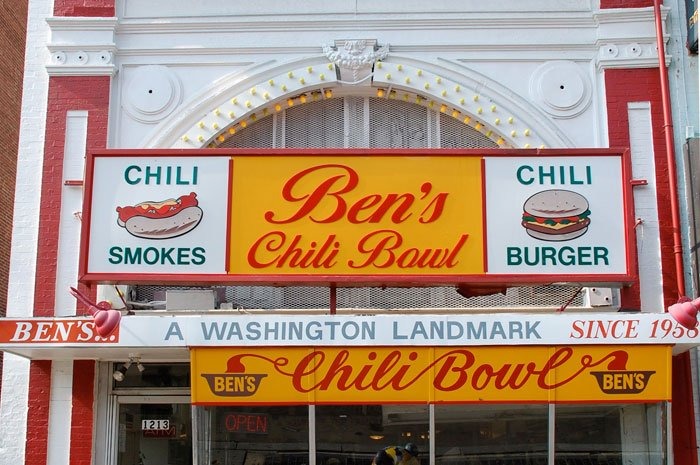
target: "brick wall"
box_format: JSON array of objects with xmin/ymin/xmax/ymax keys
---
[
  {"xmin": 70, "ymin": 361, "xmax": 96, "ymax": 465},
  {"xmin": 26, "ymin": 361, "xmax": 52, "ymax": 465},
  {"xmin": 53, "ymin": 0, "xmax": 114, "ymax": 17},
  {"xmin": 27, "ymin": 75, "xmax": 110, "ymax": 465},
  {"xmin": 33, "ymin": 77, "xmax": 110, "ymax": 316},
  {"xmin": 605, "ymin": 68, "xmax": 676, "ymax": 309},
  {"xmin": 606, "ymin": 67, "xmax": 698, "ymax": 465},
  {"xmin": 0, "ymin": 0, "xmax": 28, "ymax": 399},
  {"xmin": 24, "ymin": 1, "xmax": 114, "ymax": 462},
  {"xmin": 600, "ymin": 0, "xmax": 654, "ymax": 7}
]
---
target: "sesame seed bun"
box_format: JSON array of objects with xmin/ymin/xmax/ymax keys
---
[
  {"xmin": 523, "ymin": 189, "xmax": 589, "ymax": 218},
  {"xmin": 521, "ymin": 189, "xmax": 591, "ymax": 241}
]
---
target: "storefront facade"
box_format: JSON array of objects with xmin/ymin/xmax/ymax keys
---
[{"xmin": 1, "ymin": 1, "xmax": 699, "ymax": 464}]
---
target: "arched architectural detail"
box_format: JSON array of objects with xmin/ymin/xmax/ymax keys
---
[{"xmin": 143, "ymin": 55, "xmax": 574, "ymax": 149}]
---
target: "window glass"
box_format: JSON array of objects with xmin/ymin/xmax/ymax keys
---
[
  {"xmin": 113, "ymin": 363, "xmax": 190, "ymax": 389},
  {"xmin": 315, "ymin": 405, "xmax": 429, "ymax": 465},
  {"xmin": 555, "ymin": 403, "xmax": 666, "ymax": 465},
  {"xmin": 117, "ymin": 403, "xmax": 192, "ymax": 465},
  {"xmin": 435, "ymin": 404, "xmax": 548, "ymax": 465},
  {"xmin": 195, "ymin": 406, "xmax": 309, "ymax": 465}
]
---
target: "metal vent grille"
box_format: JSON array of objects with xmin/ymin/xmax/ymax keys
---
[
  {"xmin": 284, "ymin": 98, "xmax": 345, "ymax": 148},
  {"xmin": 220, "ymin": 115, "xmax": 274, "ymax": 148},
  {"xmin": 134, "ymin": 284, "xmax": 584, "ymax": 311},
  {"xmin": 346, "ymin": 96, "xmax": 367, "ymax": 148},
  {"xmin": 137, "ymin": 96, "xmax": 599, "ymax": 312},
  {"xmin": 369, "ymin": 97, "xmax": 428, "ymax": 148},
  {"xmin": 439, "ymin": 113, "xmax": 499, "ymax": 148}
]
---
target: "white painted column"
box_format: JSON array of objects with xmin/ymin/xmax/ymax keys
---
[
  {"xmin": 627, "ymin": 102, "xmax": 663, "ymax": 313},
  {"xmin": 55, "ymin": 110, "xmax": 88, "ymax": 315},
  {"xmin": 46, "ymin": 110, "xmax": 92, "ymax": 465},
  {"xmin": 47, "ymin": 361, "xmax": 74, "ymax": 465},
  {"xmin": 0, "ymin": 0, "xmax": 53, "ymax": 463}
]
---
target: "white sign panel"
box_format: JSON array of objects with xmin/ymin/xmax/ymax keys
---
[
  {"xmin": 87, "ymin": 156, "xmax": 229, "ymax": 274},
  {"xmin": 485, "ymin": 156, "xmax": 627, "ymax": 274},
  {"xmin": 0, "ymin": 313, "xmax": 697, "ymax": 354}
]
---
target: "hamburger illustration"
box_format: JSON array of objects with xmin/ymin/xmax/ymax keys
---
[{"xmin": 521, "ymin": 189, "xmax": 591, "ymax": 241}]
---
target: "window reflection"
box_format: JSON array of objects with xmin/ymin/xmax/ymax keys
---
[
  {"xmin": 314, "ymin": 405, "xmax": 429, "ymax": 465},
  {"xmin": 435, "ymin": 404, "xmax": 548, "ymax": 465},
  {"xmin": 196, "ymin": 406, "xmax": 309, "ymax": 465},
  {"xmin": 117, "ymin": 403, "xmax": 192, "ymax": 465},
  {"xmin": 554, "ymin": 403, "xmax": 665, "ymax": 465},
  {"xmin": 113, "ymin": 363, "xmax": 190, "ymax": 389},
  {"xmin": 193, "ymin": 403, "xmax": 666, "ymax": 465}
]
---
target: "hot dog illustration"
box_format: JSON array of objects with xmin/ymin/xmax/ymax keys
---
[
  {"xmin": 521, "ymin": 189, "xmax": 591, "ymax": 241},
  {"xmin": 116, "ymin": 192, "xmax": 203, "ymax": 239}
]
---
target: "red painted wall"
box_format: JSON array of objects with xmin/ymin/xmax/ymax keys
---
[
  {"xmin": 53, "ymin": 0, "xmax": 114, "ymax": 17},
  {"xmin": 605, "ymin": 68, "xmax": 677, "ymax": 310},
  {"xmin": 600, "ymin": 0, "xmax": 654, "ymax": 7},
  {"xmin": 33, "ymin": 76, "xmax": 110, "ymax": 316},
  {"xmin": 605, "ymin": 67, "xmax": 698, "ymax": 465},
  {"xmin": 0, "ymin": 0, "xmax": 27, "ymax": 402},
  {"xmin": 71, "ymin": 360, "xmax": 96, "ymax": 465},
  {"xmin": 27, "ymin": 75, "xmax": 110, "ymax": 465},
  {"xmin": 26, "ymin": 361, "xmax": 52, "ymax": 465}
]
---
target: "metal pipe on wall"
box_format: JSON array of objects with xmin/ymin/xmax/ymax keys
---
[{"xmin": 653, "ymin": 0, "xmax": 687, "ymax": 300}]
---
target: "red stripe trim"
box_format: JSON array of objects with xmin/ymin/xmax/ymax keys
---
[
  {"xmin": 600, "ymin": 0, "xmax": 653, "ymax": 7},
  {"xmin": 53, "ymin": 0, "xmax": 115, "ymax": 17},
  {"xmin": 30, "ymin": 76, "xmax": 110, "ymax": 465},
  {"xmin": 604, "ymin": 68, "xmax": 671, "ymax": 310},
  {"xmin": 70, "ymin": 361, "xmax": 96, "ymax": 465},
  {"xmin": 26, "ymin": 361, "xmax": 52, "ymax": 465}
]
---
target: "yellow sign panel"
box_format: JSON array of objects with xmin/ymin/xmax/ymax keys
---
[
  {"xmin": 191, "ymin": 345, "xmax": 671, "ymax": 404},
  {"xmin": 229, "ymin": 156, "xmax": 484, "ymax": 275}
]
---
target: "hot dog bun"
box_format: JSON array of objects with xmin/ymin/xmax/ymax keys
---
[{"xmin": 124, "ymin": 206, "xmax": 203, "ymax": 239}]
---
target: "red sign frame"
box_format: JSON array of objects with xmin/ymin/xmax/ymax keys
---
[{"xmin": 78, "ymin": 148, "xmax": 636, "ymax": 287}]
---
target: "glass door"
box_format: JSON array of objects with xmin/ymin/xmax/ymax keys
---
[{"xmin": 117, "ymin": 401, "xmax": 192, "ymax": 465}]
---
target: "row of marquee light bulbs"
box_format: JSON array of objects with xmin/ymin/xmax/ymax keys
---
[{"xmin": 70, "ymin": 286, "xmax": 700, "ymax": 341}]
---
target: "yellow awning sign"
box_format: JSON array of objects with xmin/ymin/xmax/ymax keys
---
[{"xmin": 191, "ymin": 345, "xmax": 671, "ymax": 405}]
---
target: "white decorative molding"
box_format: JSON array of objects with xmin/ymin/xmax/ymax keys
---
[
  {"xmin": 596, "ymin": 41, "xmax": 666, "ymax": 70},
  {"xmin": 594, "ymin": 6, "xmax": 668, "ymax": 70},
  {"xmin": 172, "ymin": 60, "xmax": 339, "ymax": 148},
  {"xmin": 373, "ymin": 58, "xmax": 556, "ymax": 148},
  {"xmin": 122, "ymin": 65, "xmax": 183, "ymax": 123},
  {"xmin": 322, "ymin": 39, "xmax": 389, "ymax": 85},
  {"xmin": 119, "ymin": 0, "xmax": 594, "ymax": 19},
  {"xmin": 145, "ymin": 57, "xmax": 577, "ymax": 150},
  {"xmin": 47, "ymin": 50, "xmax": 115, "ymax": 75},
  {"xmin": 46, "ymin": 17, "xmax": 117, "ymax": 76},
  {"xmin": 138, "ymin": 59, "xmax": 340, "ymax": 148},
  {"xmin": 529, "ymin": 61, "xmax": 592, "ymax": 119}
]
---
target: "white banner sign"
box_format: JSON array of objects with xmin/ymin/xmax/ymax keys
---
[{"xmin": 0, "ymin": 313, "xmax": 697, "ymax": 354}]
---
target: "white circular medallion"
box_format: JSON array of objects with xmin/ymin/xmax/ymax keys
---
[
  {"xmin": 123, "ymin": 65, "xmax": 182, "ymax": 123},
  {"xmin": 529, "ymin": 61, "xmax": 592, "ymax": 118}
]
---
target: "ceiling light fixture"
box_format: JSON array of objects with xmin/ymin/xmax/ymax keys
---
[
  {"xmin": 113, "ymin": 361, "xmax": 131, "ymax": 382},
  {"xmin": 113, "ymin": 355, "xmax": 145, "ymax": 382}
]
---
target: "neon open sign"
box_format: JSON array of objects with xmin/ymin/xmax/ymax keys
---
[{"xmin": 223, "ymin": 412, "xmax": 268, "ymax": 434}]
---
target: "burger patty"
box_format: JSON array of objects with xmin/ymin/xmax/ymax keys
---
[{"xmin": 522, "ymin": 218, "xmax": 590, "ymax": 235}]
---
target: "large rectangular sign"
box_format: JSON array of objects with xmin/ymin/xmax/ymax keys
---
[
  {"xmin": 190, "ymin": 345, "xmax": 671, "ymax": 404},
  {"xmin": 80, "ymin": 148, "xmax": 634, "ymax": 285}
]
